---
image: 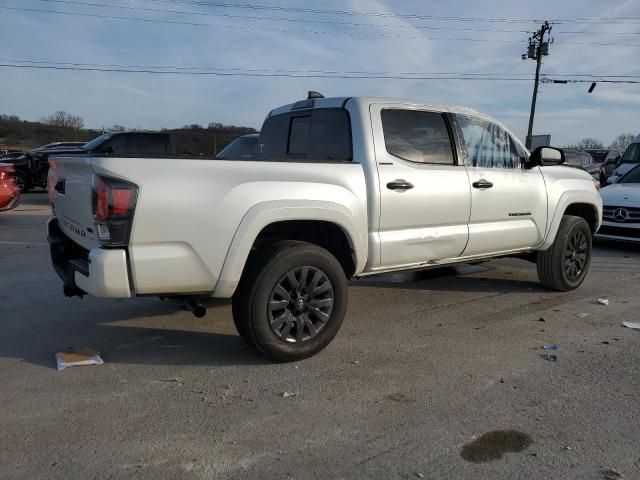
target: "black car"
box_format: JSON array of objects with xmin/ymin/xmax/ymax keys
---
[
  {"xmin": 0, "ymin": 152, "xmax": 24, "ymax": 161},
  {"xmin": 562, "ymin": 149, "xmax": 601, "ymax": 182},
  {"xmin": 584, "ymin": 149, "xmax": 620, "ymax": 164},
  {"xmin": 584, "ymin": 149, "xmax": 622, "ymax": 186},
  {"xmin": 35, "ymin": 142, "xmax": 87, "ymax": 150},
  {"xmin": 216, "ymin": 133, "xmax": 259, "ymax": 159},
  {"xmin": 8, "ymin": 145, "xmax": 86, "ymax": 192},
  {"xmin": 6, "ymin": 132, "xmax": 173, "ymax": 192}
]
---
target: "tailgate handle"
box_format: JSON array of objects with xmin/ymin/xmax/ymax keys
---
[{"xmin": 54, "ymin": 179, "xmax": 66, "ymax": 194}]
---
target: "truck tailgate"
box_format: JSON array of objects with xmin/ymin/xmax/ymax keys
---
[{"xmin": 48, "ymin": 155, "xmax": 99, "ymax": 251}]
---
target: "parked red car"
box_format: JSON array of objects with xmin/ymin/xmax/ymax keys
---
[{"xmin": 0, "ymin": 162, "xmax": 20, "ymax": 211}]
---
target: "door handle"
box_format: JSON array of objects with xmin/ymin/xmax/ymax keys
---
[
  {"xmin": 472, "ymin": 179, "xmax": 493, "ymax": 189},
  {"xmin": 386, "ymin": 179, "xmax": 414, "ymax": 191}
]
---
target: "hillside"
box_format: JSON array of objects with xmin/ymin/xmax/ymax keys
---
[{"xmin": 0, "ymin": 114, "xmax": 257, "ymax": 154}]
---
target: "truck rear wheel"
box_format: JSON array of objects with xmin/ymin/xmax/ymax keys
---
[
  {"xmin": 232, "ymin": 240, "xmax": 348, "ymax": 361},
  {"xmin": 537, "ymin": 215, "xmax": 592, "ymax": 291}
]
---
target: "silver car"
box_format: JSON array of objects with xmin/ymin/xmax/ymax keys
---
[{"xmin": 597, "ymin": 164, "xmax": 640, "ymax": 242}]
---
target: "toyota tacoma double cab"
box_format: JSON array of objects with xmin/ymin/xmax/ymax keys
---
[{"xmin": 47, "ymin": 93, "xmax": 602, "ymax": 361}]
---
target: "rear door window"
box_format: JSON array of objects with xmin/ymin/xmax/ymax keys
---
[{"xmin": 381, "ymin": 109, "xmax": 455, "ymax": 165}]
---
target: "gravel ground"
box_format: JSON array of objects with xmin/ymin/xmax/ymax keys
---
[{"xmin": 1, "ymin": 193, "xmax": 639, "ymax": 480}]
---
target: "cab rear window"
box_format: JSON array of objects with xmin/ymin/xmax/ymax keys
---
[{"xmin": 259, "ymin": 108, "xmax": 352, "ymax": 162}]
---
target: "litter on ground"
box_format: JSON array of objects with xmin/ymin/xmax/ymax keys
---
[
  {"xmin": 281, "ymin": 391, "xmax": 298, "ymax": 398},
  {"xmin": 622, "ymin": 322, "xmax": 640, "ymax": 330},
  {"xmin": 543, "ymin": 344, "xmax": 558, "ymax": 351},
  {"xmin": 576, "ymin": 313, "xmax": 590, "ymax": 318},
  {"xmin": 55, "ymin": 347, "xmax": 104, "ymax": 371},
  {"xmin": 598, "ymin": 297, "xmax": 610, "ymax": 306}
]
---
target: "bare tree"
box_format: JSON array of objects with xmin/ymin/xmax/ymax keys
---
[
  {"xmin": 42, "ymin": 111, "xmax": 85, "ymax": 140},
  {"xmin": 577, "ymin": 138, "xmax": 604, "ymax": 149},
  {"xmin": 609, "ymin": 133, "xmax": 635, "ymax": 153}
]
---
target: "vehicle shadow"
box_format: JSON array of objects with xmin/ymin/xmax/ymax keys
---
[
  {"xmin": 0, "ymin": 296, "xmax": 271, "ymax": 370},
  {"xmin": 93, "ymin": 324, "xmax": 267, "ymax": 368}
]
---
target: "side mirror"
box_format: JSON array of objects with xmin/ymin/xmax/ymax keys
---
[{"xmin": 527, "ymin": 146, "xmax": 565, "ymax": 169}]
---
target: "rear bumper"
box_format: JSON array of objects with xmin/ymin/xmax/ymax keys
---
[{"xmin": 47, "ymin": 218, "xmax": 132, "ymax": 297}]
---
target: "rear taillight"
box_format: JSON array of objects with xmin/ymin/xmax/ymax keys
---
[
  {"xmin": 92, "ymin": 175, "xmax": 138, "ymax": 246},
  {"xmin": 94, "ymin": 176, "xmax": 109, "ymax": 221}
]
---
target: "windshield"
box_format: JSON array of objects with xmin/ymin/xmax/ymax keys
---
[
  {"xmin": 83, "ymin": 133, "xmax": 113, "ymax": 151},
  {"xmin": 621, "ymin": 143, "xmax": 640, "ymax": 163},
  {"xmin": 620, "ymin": 164, "xmax": 640, "ymax": 183},
  {"xmin": 217, "ymin": 136, "xmax": 258, "ymax": 159}
]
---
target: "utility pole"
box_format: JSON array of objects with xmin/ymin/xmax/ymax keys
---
[{"xmin": 522, "ymin": 21, "xmax": 552, "ymax": 150}]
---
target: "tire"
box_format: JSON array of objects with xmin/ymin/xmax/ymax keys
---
[
  {"xmin": 537, "ymin": 215, "xmax": 592, "ymax": 291},
  {"xmin": 14, "ymin": 171, "xmax": 30, "ymax": 193},
  {"xmin": 232, "ymin": 240, "xmax": 348, "ymax": 361}
]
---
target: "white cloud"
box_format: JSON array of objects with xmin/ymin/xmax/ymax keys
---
[{"xmin": 1, "ymin": 0, "xmax": 638, "ymax": 144}]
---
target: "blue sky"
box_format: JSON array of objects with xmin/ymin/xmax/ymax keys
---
[{"xmin": 0, "ymin": 0, "xmax": 639, "ymax": 145}]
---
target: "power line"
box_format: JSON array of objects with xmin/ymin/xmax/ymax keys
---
[
  {"xmin": 37, "ymin": 0, "xmax": 532, "ymax": 33},
  {"xmin": 148, "ymin": 0, "xmax": 640, "ymax": 25},
  {"xmin": 0, "ymin": 59, "xmax": 539, "ymax": 76},
  {"xmin": 555, "ymin": 29, "xmax": 640, "ymax": 35},
  {"xmin": 7, "ymin": 6, "xmax": 640, "ymax": 47},
  {"xmin": 3, "ymin": 62, "xmax": 639, "ymax": 83},
  {"xmin": 0, "ymin": 63, "xmax": 539, "ymax": 80},
  {"xmin": 542, "ymin": 78, "xmax": 640, "ymax": 84},
  {"xmin": 36, "ymin": 0, "xmax": 640, "ymax": 36},
  {"xmin": 0, "ymin": 6, "xmax": 525, "ymax": 42},
  {"xmin": 542, "ymin": 73, "xmax": 640, "ymax": 79},
  {"xmin": 5, "ymin": 59, "xmax": 640, "ymax": 80},
  {"xmin": 147, "ymin": 0, "xmax": 543, "ymax": 24}
]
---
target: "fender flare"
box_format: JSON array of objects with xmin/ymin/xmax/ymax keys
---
[
  {"xmin": 537, "ymin": 190, "xmax": 602, "ymax": 251},
  {"xmin": 212, "ymin": 200, "xmax": 367, "ymax": 297}
]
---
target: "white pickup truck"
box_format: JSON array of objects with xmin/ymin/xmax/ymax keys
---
[{"xmin": 47, "ymin": 93, "xmax": 602, "ymax": 361}]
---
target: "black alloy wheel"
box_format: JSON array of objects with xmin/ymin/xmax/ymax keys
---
[{"xmin": 267, "ymin": 266, "xmax": 334, "ymax": 343}]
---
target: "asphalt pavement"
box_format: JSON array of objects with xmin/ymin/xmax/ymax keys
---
[{"xmin": 1, "ymin": 193, "xmax": 639, "ymax": 480}]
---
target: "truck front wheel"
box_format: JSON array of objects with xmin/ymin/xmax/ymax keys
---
[
  {"xmin": 536, "ymin": 215, "xmax": 592, "ymax": 291},
  {"xmin": 232, "ymin": 240, "xmax": 348, "ymax": 361}
]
